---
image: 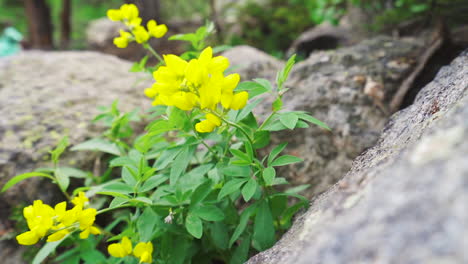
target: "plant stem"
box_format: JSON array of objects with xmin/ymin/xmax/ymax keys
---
[
  {"xmin": 219, "ymin": 116, "xmax": 254, "ymax": 146},
  {"xmin": 258, "ymin": 110, "xmax": 277, "ymax": 131},
  {"xmin": 97, "ymin": 204, "xmax": 132, "ymax": 215},
  {"xmin": 194, "ymin": 132, "xmax": 219, "ymax": 162},
  {"xmin": 143, "ymin": 43, "xmax": 164, "ymax": 64}
]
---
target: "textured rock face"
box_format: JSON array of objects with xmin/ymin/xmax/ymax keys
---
[
  {"xmin": 248, "ymin": 50, "xmax": 468, "ymax": 264},
  {"xmin": 222, "ymin": 45, "xmax": 284, "ymax": 81},
  {"xmin": 265, "ymin": 36, "xmax": 428, "ymax": 198},
  {"xmin": 0, "ymin": 51, "xmax": 151, "ymax": 258}
]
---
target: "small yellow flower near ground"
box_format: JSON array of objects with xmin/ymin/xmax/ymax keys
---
[
  {"xmin": 134, "ymin": 241, "xmax": 153, "ymax": 263},
  {"xmin": 132, "ymin": 26, "xmax": 150, "ymax": 44},
  {"xmin": 114, "ymin": 30, "xmax": 132, "ymax": 48},
  {"xmin": 72, "ymin": 191, "xmax": 89, "ymax": 207},
  {"xmin": 196, "ymin": 114, "xmax": 222, "ymax": 133},
  {"xmin": 107, "ymin": 9, "xmax": 122, "ymax": 21},
  {"xmin": 108, "ymin": 236, "xmax": 133, "ymax": 258},
  {"xmin": 147, "ymin": 20, "xmax": 168, "ymax": 38}
]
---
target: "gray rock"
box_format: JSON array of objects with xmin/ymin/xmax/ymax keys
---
[
  {"xmin": 267, "ymin": 36, "xmax": 430, "ymax": 198},
  {"xmin": 247, "ymin": 49, "xmax": 468, "ymax": 264},
  {"xmin": 0, "ymin": 51, "xmax": 151, "ymax": 258},
  {"xmin": 286, "ymin": 23, "xmax": 353, "ymax": 58},
  {"xmin": 222, "ymin": 45, "xmax": 284, "ymax": 81}
]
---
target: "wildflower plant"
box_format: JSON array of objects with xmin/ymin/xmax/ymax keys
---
[{"xmin": 2, "ymin": 3, "xmax": 330, "ymax": 264}]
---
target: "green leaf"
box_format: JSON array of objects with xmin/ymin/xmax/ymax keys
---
[
  {"xmin": 296, "ymin": 112, "xmax": 331, "ymax": 130},
  {"xmin": 229, "ymin": 149, "xmax": 252, "ymax": 163},
  {"xmin": 236, "ymin": 98, "xmax": 263, "ymax": 122},
  {"xmin": 262, "ymin": 167, "xmax": 276, "ymax": 186},
  {"xmin": 1, "ymin": 172, "xmax": 54, "ymax": 193},
  {"xmin": 253, "ymin": 78, "xmax": 273, "ymax": 92},
  {"xmin": 192, "ymin": 205, "xmax": 225, "ymax": 221},
  {"xmin": 279, "ymin": 112, "xmax": 299, "ymax": 130},
  {"xmin": 55, "ymin": 167, "xmax": 88, "ymax": 178},
  {"xmin": 272, "ymin": 97, "xmax": 283, "ymax": 111},
  {"xmin": 271, "ymin": 155, "xmax": 303, "ymax": 167},
  {"xmin": 100, "ymin": 182, "xmax": 134, "ymax": 194},
  {"xmin": 286, "ymin": 184, "xmax": 310, "ymax": 194},
  {"xmin": 253, "ymin": 200, "xmax": 275, "ymax": 251},
  {"xmin": 235, "ymin": 81, "xmax": 269, "ymax": 99},
  {"xmin": 281, "ymin": 202, "xmax": 307, "ymax": 228},
  {"xmin": 276, "ymin": 54, "xmax": 296, "ymax": 90},
  {"xmin": 139, "ymin": 175, "xmax": 168, "ymax": 193},
  {"xmin": 96, "ymin": 191, "xmax": 130, "ymax": 199},
  {"xmin": 210, "ymin": 222, "xmax": 229, "ymax": 250},
  {"xmin": 185, "ymin": 213, "xmax": 203, "ymax": 239},
  {"xmin": 80, "ymin": 250, "xmax": 107, "ymax": 264},
  {"xmin": 229, "ymin": 234, "xmax": 251, "ymax": 264},
  {"xmin": 268, "ymin": 143, "xmax": 287, "ymax": 165},
  {"xmin": 253, "ymin": 130, "xmax": 270, "ymax": 149},
  {"xmin": 71, "ymin": 138, "xmax": 121, "ymax": 156},
  {"xmin": 33, "ymin": 235, "xmax": 68, "ymax": 264},
  {"xmin": 190, "ymin": 180, "xmax": 213, "ymax": 206},
  {"xmin": 109, "ymin": 197, "xmax": 129, "ymax": 208},
  {"xmin": 50, "ymin": 136, "xmax": 69, "ymax": 164},
  {"xmin": 229, "ymin": 204, "xmax": 257, "ymax": 247},
  {"xmin": 137, "ymin": 207, "xmax": 158, "ymax": 241},
  {"xmin": 55, "ymin": 168, "xmax": 70, "ymax": 191},
  {"xmin": 131, "ymin": 197, "xmax": 153, "ymax": 205},
  {"xmin": 272, "ymin": 177, "xmax": 289, "ymax": 186},
  {"xmin": 154, "ymin": 147, "xmax": 183, "ymax": 170},
  {"xmin": 218, "ymin": 179, "xmax": 248, "ymax": 200},
  {"xmin": 170, "ymin": 146, "xmax": 193, "ymax": 185},
  {"xmin": 241, "ymin": 178, "xmax": 258, "ymax": 202},
  {"xmin": 222, "ymin": 166, "xmax": 250, "ymax": 177}
]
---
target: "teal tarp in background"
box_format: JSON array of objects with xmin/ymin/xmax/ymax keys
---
[{"xmin": 0, "ymin": 27, "xmax": 23, "ymax": 57}]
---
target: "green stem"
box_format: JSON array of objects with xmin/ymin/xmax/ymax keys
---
[
  {"xmin": 194, "ymin": 132, "xmax": 219, "ymax": 161},
  {"xmin": 218, "ymin": 116, "xmax": 254, "ymax": 146},
  {"xmin": 258, "ymin": 110, "xmax": 277, "ymax": 131},
  {"xmin": 97, "ymin": 204, "xmax": 132, "ymax": 215},
  {"xmin": 143, "ymin": 43, "xmax": 164, "ymax": 64}
]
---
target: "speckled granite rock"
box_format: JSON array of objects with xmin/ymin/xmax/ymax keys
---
[
  {"xmin": 247, "ymin": 49, "xmax": 468, "ymax": 264},
  {"xmin": 0, "ymin": 51, "xmax": 151, "ymax": 262}
]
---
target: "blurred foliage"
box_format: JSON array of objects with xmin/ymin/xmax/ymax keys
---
[
  {"xmin": 160, "ymin": 0, "xmax": 210, "ymax": 21},
  {"xmin": 233, "ymin": 0, "xmax": 314, "ymax": 57}
]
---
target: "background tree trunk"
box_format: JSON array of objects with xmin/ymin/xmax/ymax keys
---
[
  {"xmin": 24, "ymin": 0, "xmax": 54, "ymax": 49},
  {"xmin": 60, "ymin": 0, "xmax": 72, "ymax": 49},
  {"xmin": 126, "ymin": 0, "xmax": 161, "ymax": 24}
]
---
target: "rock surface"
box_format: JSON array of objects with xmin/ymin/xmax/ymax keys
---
[
  {"xmin": 222, "ymin": 45, "xmax": 284, "ymax": 81},
  {"xmin": 0, "ymin": 51, "xmax": 151, "ymax": 263},
  {"xmin": 248, "ymin": 49, "xmax": 468, "ymax": 264},
  {"xmin": 258, "ymin": 36, "xmax": 430, "ymax": 198}
]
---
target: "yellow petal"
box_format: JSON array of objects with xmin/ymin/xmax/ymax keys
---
[
  {"xmin": 108, "ymin": 243, "xmax": 127, "ymax": 258},
  {"xmin": 221, "ymin": 92, "xmax": 233, "ymax": 109},
  {"xmin": 210, "ymin": 56, "xmax": 229, "ymax": 73},
  {"xmin": 107, "ymin": 9, "xmax": 122, "ymax": 21},
  {"xmin": 206, "ymin": 114, "xmax": 221, "ymax": 126},
  {"xmin": 79, "ymin": 228, "xmax": 90, "ymax": 239},
  {"xmin": 133, "ymin": 26, "xmax": 149, "ymax": 44},
  {"xmin": 17, "ymin": 231, "xmax": 40, "ymax": 245},
  {"xmin": 223, "ymin": 73, "xmax": 240, "ymax": 93},
  {"xmin": 121, "ymin": 236, "xmax": 133, "ymax": 255},
  {"xmin": 47, "ymin": 230, "xmax": 69, "ymax": 242},
  {"xmin": 230, "ymin": 91, "xmax": 248, "ymax": 110}
]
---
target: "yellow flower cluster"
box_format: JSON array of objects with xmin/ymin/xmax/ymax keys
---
[
  {"xmin": 145, "ymin": 46, "xmax": 249, "ymax": 133},
  {"xmin": 108, "ymin": 236, "xmax": 153, "ymax": 263},
  {"xmin": 16, "ymin": 192, "xmax": 100, "ymax": 245},
  {"xmin": 107, "ymin": 4, "xmax": 167, "ymax": 48}
]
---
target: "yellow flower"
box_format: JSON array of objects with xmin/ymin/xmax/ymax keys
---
[
  {"xmin": 107, "ymin": 9, "xmax": 122, "ymax": 21},
  {"xmin": 114, "ymin": 30, "xmax": 132, "ymax": 48},
  {"xmin": 108, "ymin": 236, "xmax": 133, "ymax": 258},
  {"xmin": 71, "ymin": 192, "xmax": 89, "ymax": 207},
  {"xmin": 132, "ymin": 26, "xmax": 150, "ymax": 44},
  {"xmin": 16, "ymin": 230, "xmax": 40, "ymax": 245},
  {"xmin": 134, "ymin": 241, "xmax": 153, "ymax": 263},
  {"xmin": 222, "ymin": 91, "xmax": 249, "ymax": 110},
  {"xmin": 79, "ymin": 226, "xmax": 101, "ymax": 239},
  {"xmin": 47, "ymin": 228, "xmax": 70, "ymax": 242},
  {"xmin": 120, "ymin": 4, "xmax": 139, "ymax": 21},
  {"xmin": 147, "ymin": 20, "xmax": 168, "ymax": 38},
  {"xmin": 195, "ymin": 113, "xmax": 221, "ymax": 133}
]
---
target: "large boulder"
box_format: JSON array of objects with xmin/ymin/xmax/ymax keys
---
[
  {"xmin": 227, "ymin": 36, "xmax": 431, "ymax": 198},
  {"xmin": 0, "ymin": 51, "xmax": 151, "ymax": 263},
  {"xmin": 248, "ymin": 49, "xmax": 468, "ymax": 264}
]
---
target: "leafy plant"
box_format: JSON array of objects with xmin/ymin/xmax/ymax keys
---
[{"xmin": 2, "ymin": 3, "xmax": 330, "ymax": 264}]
